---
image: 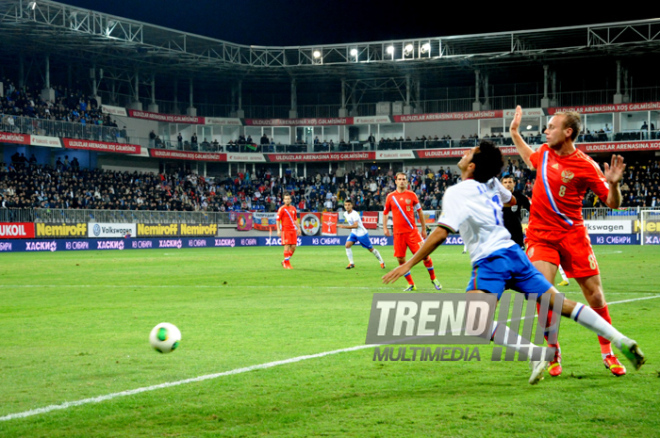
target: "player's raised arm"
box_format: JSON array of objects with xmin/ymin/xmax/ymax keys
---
[
  {"xmin": 382, "ymin": 226, "xmax": 447, "ymax": 284},
  {"xmin": 510, "ymin": 105, "xmax": 535, "ymax": 168},
  {"xmin": 603, "ymin": 154, "xmax": 625, "ymax": 208}
]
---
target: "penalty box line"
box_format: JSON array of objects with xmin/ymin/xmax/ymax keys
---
[{"xmin": 2, "ymin": 293, "xmax": 659, "ymax": 422}]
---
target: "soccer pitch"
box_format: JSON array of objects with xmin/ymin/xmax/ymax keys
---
[{"xmin": 1, "ymin": 245, "xmax": 659, "ymax": 437}]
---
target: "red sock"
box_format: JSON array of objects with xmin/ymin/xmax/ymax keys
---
[
  {"xmin": 399, "ymin": 260, "xmax": 414, "ymax": 285},
  {"xmin": 593, "ymin": 305, "xmax": 613, "ymax": 355},
  {"xmin": 536, "ymin": 302, "xmax": 560, "ymax": 346},
  {"xmin": 423, "ymin": 258, "xmax": 436, "ymax": 280}
]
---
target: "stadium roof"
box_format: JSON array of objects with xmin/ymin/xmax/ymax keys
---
[{"xmin": 1, "ymin": 0, "xmax": 660, "ymax": 93}]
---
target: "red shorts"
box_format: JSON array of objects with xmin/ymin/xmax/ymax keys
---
[
  {"xmin": 525, "ymin": 226, "xmax": 599, "ymax": 278},
  {"xmin": 281, "ymin": 230, "xmax": 298, "ymax": 246},
  {"xmin": 393, "ymin": 230, "xmax": 423, "ymax": 258}
]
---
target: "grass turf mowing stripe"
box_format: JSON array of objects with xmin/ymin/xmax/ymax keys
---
[{"xmin": 2, "ymin": 293, "xmax": 658, "ymax": 423}]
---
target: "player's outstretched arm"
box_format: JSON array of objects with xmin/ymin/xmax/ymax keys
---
[
  {"xmin": 510, "ymin": 105, "xmax": 534, "ymax": 168},
  {"xmin": 382, "ymin": 227, "xmax": 448, "ymax": 284},
  {"xmin": 603, "ymin": 154, "xmax": 625, "ymax": 208}
]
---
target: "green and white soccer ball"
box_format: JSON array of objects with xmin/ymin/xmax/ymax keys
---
[{"xmin": 149, "ymin": 322, "xmax": 181, "ymax": 354}]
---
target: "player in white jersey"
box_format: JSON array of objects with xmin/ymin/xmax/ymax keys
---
[
  {"xmin": 383, "ymin": 141, "xmax": 645, "ymax": 384},
  {"xmin": 339, "ymin": 199, "xmax": 385, "ymax": 269}
]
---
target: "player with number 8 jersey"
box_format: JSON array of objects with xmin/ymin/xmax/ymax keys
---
[{"xmin": 511, "ymin": 105, "xmax": 628, "ymax": 377}]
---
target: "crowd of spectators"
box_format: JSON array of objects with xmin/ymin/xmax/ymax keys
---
[
  {"xmin": 2, "ymin": 152, "xmax": 658, "ymax": 214},
  {"xmin": 0, "ymin": 78, "xmax": 126, "ymax": 142},
  {"xmin": 591, "ymin": 159, "xmax": 660, "ymax": 208}
]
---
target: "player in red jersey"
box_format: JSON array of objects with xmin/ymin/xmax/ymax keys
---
[
  {"xmin": 382, "ymin": 172, "xmax": 442, "ymax": 291},
  {"xmin": 511, "ymin": 105, "xmax": 627, "ymax": 377},
  {"xmin": 276, "ymin": 193, "xmax": 301, "ymax": 269}
]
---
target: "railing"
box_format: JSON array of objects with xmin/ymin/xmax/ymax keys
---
[
  {"xmin": 2, "ymin": 207, "xmax": 658, "ymax": 227},
  {"xmin": 1, "ymin": 113, "xmax": 131, "ymax": 144},
  {"xmin": 139, "ymin": 135, "xmax": 547, "ymax": 154},
  {"xmin": 98, "ymin": 85, "xmax": 660, "ymax": 120},
  {"xmin": 0, "ymin": 208, "xmax": 236, "ymax": 226},
  {"xmin": 514, "ymin": 207, "xmax": 659, "ymax": 224}
]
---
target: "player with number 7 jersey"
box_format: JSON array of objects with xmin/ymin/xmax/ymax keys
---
[{"xmin": 382, "ymin": 172, "xmax": 442, "ymax": 291}]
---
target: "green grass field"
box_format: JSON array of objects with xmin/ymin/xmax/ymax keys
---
[{"xmin": 0, "ymin": 244, "xmax": 659, "ymax": 437}]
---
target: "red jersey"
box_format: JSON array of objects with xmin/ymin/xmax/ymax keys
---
[
  {"xmin": 384, "ymin": 190, "xmax": 421, "ymax": 234},
  {"xmin": 528, "ymin": 144, "xmax": 610, "ymax": 231},
  {"xmin": 277, "ymin": 205, "xmax": 298, "ymax": 231}
]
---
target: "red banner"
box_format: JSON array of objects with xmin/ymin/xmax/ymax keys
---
[
  {"xmin": 577, "ymin": 141, "xmax": 660, "ymax": 153},
  {"xmin": 0, "ymin": 133, "xmax": 30, "ymax": 145},
  {"xmin": 245, "ymin": 117, "xmax": 354, "ymax": 126},
  {"xmin": 393, "ymin": 110, "xmax": 503, "ymax": 123},
  {"xmin": 149, "ymin": 149, "xmax": 226, "ymax": 161},
  {"xmin": 128, "ymin": 109, "xmax": 204, "ymax": 124},
  {"xmin": 322, "ymin": 213, "xmax": 338, "ymax": 236},
  {"xmin": 550, "ymin": 102, "xmax": 660, "ymax": 115},
  {"xmin": 63, "ymin": 139, "xmax": 141, "ymax": 154},
  {"xmin": 362, "ymin": 212, "xmax": 379, "ymax": 230},
  {"xmin": 415, "ymin": 147, "xmax": 521, "ymax": 159},
  {"xmin": 0, "ymin": 222, "xmax": 35, "ymax": 239},
  {"xmin": 236, "ymin": 213, "xmax": 253, "ymax": 231},
  {"xmin": 265, "ymin": 152, "xmax": 375, "ymax": 162}
]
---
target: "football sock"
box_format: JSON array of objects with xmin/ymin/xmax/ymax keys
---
[
  {"xmin": 372, "ymin": 249, "xmax": 383, "ymax": 263},
  {"xmin": 399, "ymin": 260, "xmax": 414, "ymax": 285},
  {"xmin": 570, "ymin": 303, "xmax": 623, "ymax": 350},
  {"xmin": 593, "ymin": 305, "xmax": 615, "ymax": 357},
  {"xmin": 423, "ymin": 258, "xmax": 436, "ymax": 280},
  {"xmin": 345, "ymin": 248, "xmax": 354, "ymax": 264},
  {"xmin": 536, "ymin": 302, "xmax": 560, "ymax": 345},
  {"xmin": 490, "ymin": 322, "xmax": 551, "ymax": 360},
  {"xmin": 284, "ymin": 250, "xmax": 291, "ymax": 261},
  {"xmin": 558, "ymin": 265, "xmax": 569, "ymax": 283}
]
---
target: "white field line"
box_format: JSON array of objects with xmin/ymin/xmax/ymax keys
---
[
  {"xmin": 1, "ymin": 293, "xmax": 659, "ymax": 422},
  {"xmin": 1, "ymin": 284, "xmax": 659, "ymax": 294}
]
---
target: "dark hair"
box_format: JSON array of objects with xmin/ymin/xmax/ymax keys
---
[
  {"xmin": 283, "ymin": 192, "xmax": 291, "ymax": 198},
  {"xmin": 501, "ymin": 174, "xmax": 515, "ymax": 182},
  {"xmin": 472, "ymin": 141, "xmax": 504, "ymax": 183},
  {"xmin": 344, "ymin": 199, "xmax": 353, "ymax": 204}
]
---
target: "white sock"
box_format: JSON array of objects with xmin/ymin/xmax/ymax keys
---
[
  {"xmin": 490, "ymin": 322, "xmax": 550, "ymax": 361},
  {"xmin": 558, "ymin": 265, "xmax": 569, "ymax": 283},
  {"xmin": 570, "ymin": 303, "xmax": 623, "ymax": 349},
  {"xmin": 372, "ymin": 249, "xmax": 383, "ymax": 263},
  {"xmin": 346, "ymin": 248, "xmax": 354, "ymax": 264}
]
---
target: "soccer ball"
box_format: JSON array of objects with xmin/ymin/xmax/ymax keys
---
[{"xmin": 149, "ymin": 322, "xmax": 181, "ymax": 354}]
